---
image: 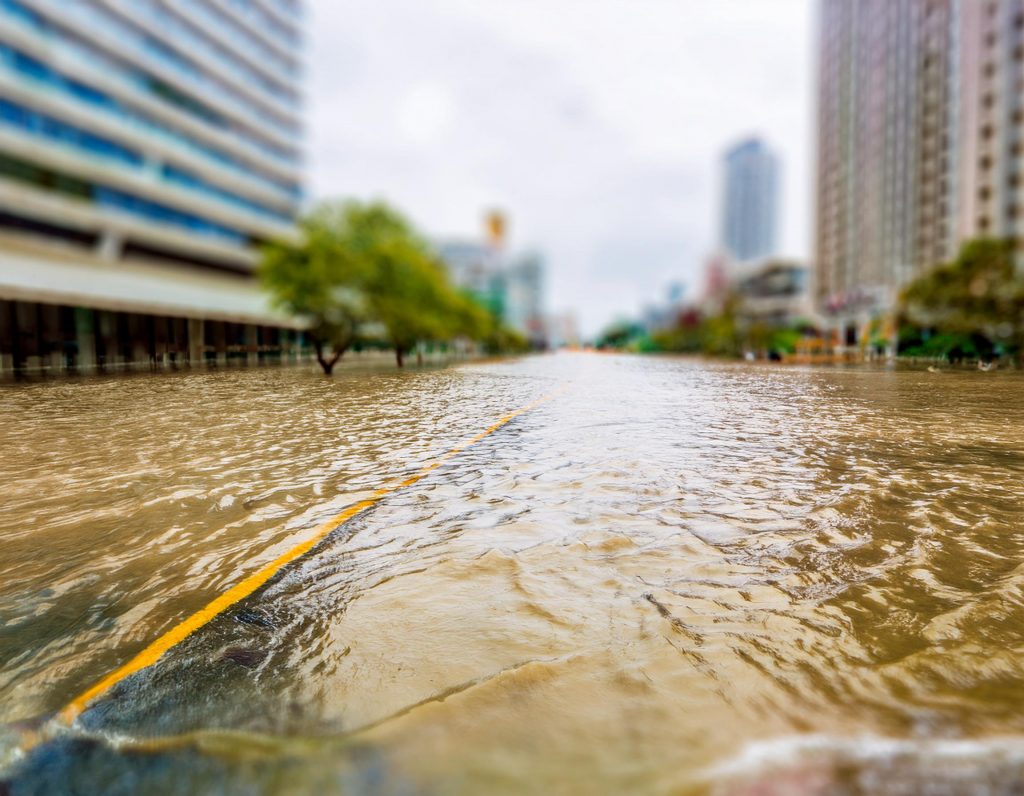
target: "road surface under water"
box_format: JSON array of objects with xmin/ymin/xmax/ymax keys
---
[{"xmin": 2, "ymin": 353, "xmax": 1024, "ymax": 794}]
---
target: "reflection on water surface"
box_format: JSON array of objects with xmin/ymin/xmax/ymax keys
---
[{"xmin": 2, "ymin": 354, "xmax": 1024, "ymax": 794}]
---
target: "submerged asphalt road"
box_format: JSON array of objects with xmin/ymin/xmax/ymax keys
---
[{"xmin": 3, "ymin": 354, "xmax": 1024, "ymax": 794}]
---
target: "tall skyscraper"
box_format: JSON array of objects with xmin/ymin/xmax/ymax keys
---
[
  {"xmin": 720, "ymin": 137, "xmax": 779, "ymax": 263},
  {"xmin": 0, "ymin": 0, "xmax": 305, "ymax": 371},
  {"xmin": 814, "ymin": 0, "xmax": 960, "ymax": 342}
]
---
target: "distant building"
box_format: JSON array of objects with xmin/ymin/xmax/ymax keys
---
[
  {"xmin": 666, "ymin": 281, "xmax": 686, "ymax": 304},
  {"xmin": 814, "ymin": 0, "xmax": 960, "ymax": 346},
  {"xmin": 545, "ymin": 312, "xmax": 580, "ymax": 349},
  {"xmin": 435, "ymin": 240, "xmax": 505, "ymax": 319},
  {"xmin": 640, "ymin": 302, "xmax": 669, "ymax": 334},
  {"xmin": 733, "ymin": 259, "xmax": 813, "ymax": 330},
  {"xmin": 436, "ymin": 216, "xmax": 547, "ymax": 348},
  {"xmin": 0, "ymin": 0, "xmax": 306, "ymax": 372},
  {"xmin": 720, "ymin": 137, "xmax": 779, "ymax": 263},
  {"xmin": 641, "ymin": 282, "xmax": 687, "ymax": 333},
  {"xmin": 699, "ymin": 252, "xmax": 732, "ymax": 314},
  {"xmin": 503, "ymin": 253, "xmax": 546, "ymax": 347}
]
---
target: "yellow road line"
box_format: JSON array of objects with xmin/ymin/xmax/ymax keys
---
[{"xmin": 55, "ymin": 388, "xmax": 562, "ymax": 726}]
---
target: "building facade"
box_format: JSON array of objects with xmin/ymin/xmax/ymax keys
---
[
  {"xmin": 721, "ymin": 137, "xmax": 779, "ymax": 263},
  {"xmin": 814, "ymin": 0, "xmax": 962, "ymax": 347},
  {"xmin": 436, "ymin": 240, "xmax": 506, "ymax": 320},
  {"xmin": 733, "ymin": 259, "xmax": 813, "ymax": 330},
  {"xmin": 503, "ymin": 253, "xmax": 546, "ymax": 347},
  {"xmin": 0, "ymin": 0, "xmax": 306, "ymax": 372},
  {"xmin": 956, "ymin": 0, "xmax": 1024, "ymax": 246},
  {"xmin": 437, "ymin": 214, "xmax": 548, "ymax": 348}
]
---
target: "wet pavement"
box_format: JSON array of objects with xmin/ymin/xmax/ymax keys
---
[{"xmin": 2, "ymin": 353, "xmax": 1024, "ymax": 794}]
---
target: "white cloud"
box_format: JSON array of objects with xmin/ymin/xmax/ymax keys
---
[{"xmin": 396, "ymin": 83, "xmax": 456, "ymax": 147}]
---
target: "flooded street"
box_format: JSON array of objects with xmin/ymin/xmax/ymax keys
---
[{"xmin": 2, "ymin": 353, "xmax": 1024, "ymax": 794}]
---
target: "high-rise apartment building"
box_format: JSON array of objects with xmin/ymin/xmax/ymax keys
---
[
  {"xmin": 956, "ymin": 0, "xmax": 1024, "ymax": 245},
  {"xmin": 0, "ymin": 0, "xmax": 305, "ymax": 371},
  {"xmin": 814, "ymin": 0, "xmax": 961, "ymax": 345},
  {"xmin": 720, "ymin": 137, "xmax": 779, "ymax": 263}
]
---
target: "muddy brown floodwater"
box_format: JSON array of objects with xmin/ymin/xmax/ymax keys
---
[{"xmin": 2, "ymin": 353, "xmax": 1024, "ymax": 795}]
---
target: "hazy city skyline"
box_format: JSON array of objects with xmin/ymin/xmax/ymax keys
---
[{"xmin": 307, "ymin": 0, "xmax": 813, "ymax": 336}]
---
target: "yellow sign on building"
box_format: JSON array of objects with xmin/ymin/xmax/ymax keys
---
[{"xmin": 485, "ymin": 211, "xmax": 506, "ymax": 248}]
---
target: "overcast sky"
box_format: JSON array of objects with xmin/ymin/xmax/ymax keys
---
[{"xmin": 307, "ymin": 0, "xmax": 814, "ymax": 337}]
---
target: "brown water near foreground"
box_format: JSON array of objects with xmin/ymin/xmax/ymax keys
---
[{"xmin": 1, "ymin": 353, "xmax": 1024, "ymax": 794}]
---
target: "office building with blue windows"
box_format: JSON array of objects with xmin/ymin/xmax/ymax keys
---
[{"xmin": 0, "ymin": 0, "xmax": 306, "ymax": 371}]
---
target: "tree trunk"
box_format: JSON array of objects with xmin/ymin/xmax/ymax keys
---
[
  {"xmin": 313, "ymin": 338, "xmax": 344, "ymax": 375},
  {"xmin": 395, "ymin": 348, "xmax": 405, "ymax": 368}
]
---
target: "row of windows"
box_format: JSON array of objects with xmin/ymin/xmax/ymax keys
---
[
  {"xmin": 223, "ymin": 0, "xmax": 302, "ymax": 47},
  {"xmin": 173, "ymin": 0, "xmax": 300, "ymax": 79},
  {"xmin": 72, "ymin": 0, "xmax": 299, "ymax": 134},
  {"xmin": 0, "ymin": 151, "xmax": 252, "ymax": 244},
  {"xmin": 0, "ymin": 41, "xmax": 301, "ymax": 199},
  {"xmin": 125, "ymin": 0, "xmax": 300, "ymax": 110},
  {"xmin": 95, "ymin": 185, "xmax": 250, "ymax": 242},
  {"xmin": 2, "ymin": 0, "xmax": 301, "ymax": 157},
  {"xmin": 159, "ymin": 163, "xmax": 291, "ymax": 223},
  {"xmin": 0, "ymin": 96, "xmax": 141, "ymax": 166},
  {"xmin": 0, "ymin": 96, "xmax": 293, "ymax": 224},
  {"xmin": 0, "ymin": 207, "xmax": 257, "ymax": 276},
  {"xmin": 262, "ymin": 0, "xmax": 303, "ymax": 19}
]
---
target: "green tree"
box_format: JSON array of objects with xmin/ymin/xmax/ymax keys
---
[
  {"xmin": 901, "ymin": 238, "xmax": 1024, "ymax": 360},
  {"xmin": 263, "ymin": 199, "xmax": 516, "ymax": 370},
  {"xmin": 259, "ymin": 203, "xmax": 368, "ymax": 375},
  {"xmin": 699, "ymin": 295, "xmax": 741, "ymax": 357},
  {"xmin": 350, "ymin": 203, "xmax": 505, "ymax": 366},
  {"xmin": 596, "ymin": 320, "xmax": 644, "ymax": 349},
  {"xmin": 361, "ymin": 243, "xmax": 446, "ymax": 365},
  {"xmin": 485, "ymin": 325, "xmax": 529, "ymax": 355}
]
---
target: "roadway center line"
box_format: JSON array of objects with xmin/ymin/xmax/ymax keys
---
[{"xmin": 54, "ymin": 386, "xmax": 563, "ymax": 727}]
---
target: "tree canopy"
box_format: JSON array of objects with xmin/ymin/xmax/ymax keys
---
[
  {"xmin": 900, "ymin": 238, "xmax": 1024, "ymax": 361},
  {"xmin": 260, "ymin": 200, "xmax": 517, "ymax": 372}
]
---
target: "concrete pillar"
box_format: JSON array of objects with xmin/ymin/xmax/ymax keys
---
[
  {"xmin": 74, "ymin": 308, "xmax": 97, "ymax": 370},
  {"xmin": 96, "ymin": 229, "xmax": 123, "ymax": 261},
  {"xmin": 188, "ymin": 318, "xmax": 205, "ymax": 366}
]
